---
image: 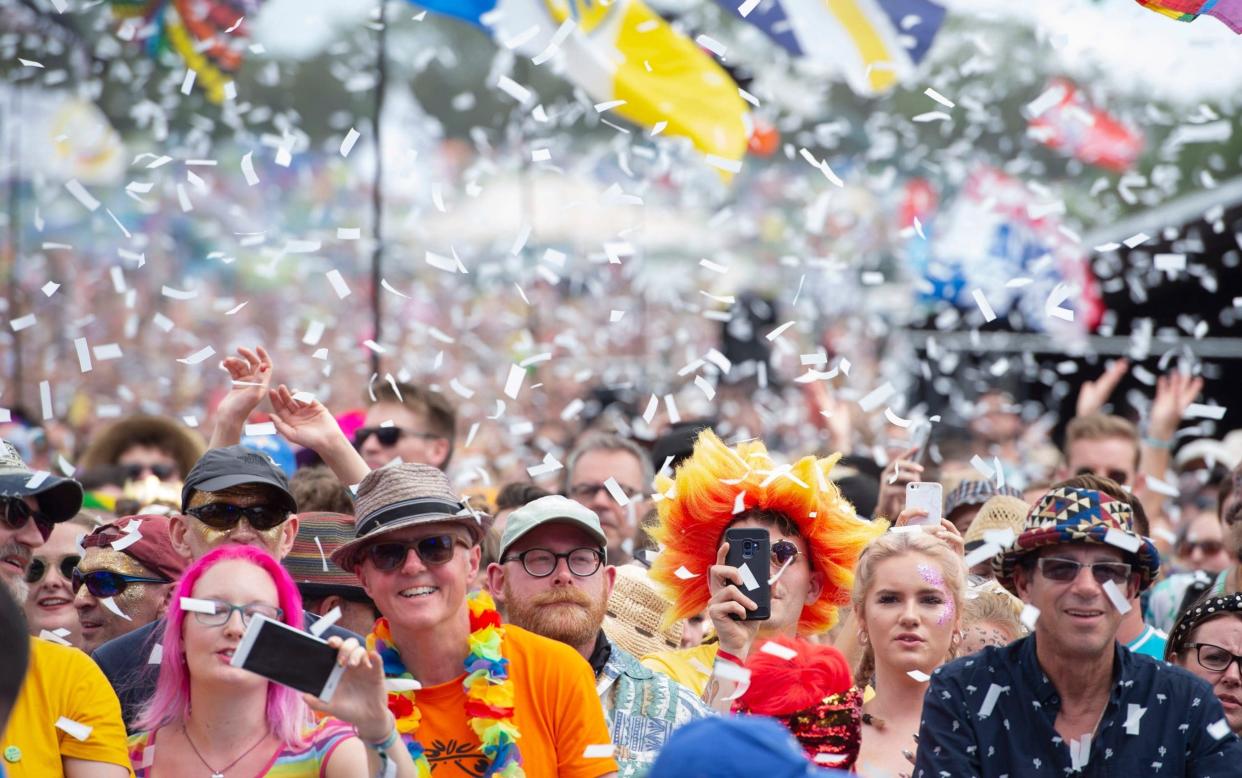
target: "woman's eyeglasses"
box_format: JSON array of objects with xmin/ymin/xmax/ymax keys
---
[
  {"xmin": 121, "ymin": 462, "xmax": 176, "ymax": 481},
  {"xmin": 2, "ymin": 498, "xmax": 55, "ymax": 542},
  {"xmin": 24, "ymin": 554, "xmax": 80, "ymax": 584},
  {"xmin": 1177, "ymin": 539, "xmax": 1225, "ymax": 557},
  {"xmin": 366, "ymin": 535, "xmax": 459, "ymax": 572},
  {"xmin": 1186, "ymin": 642, "xmax": 1242, "ymax": 675},
  {"xmin": 353, "ymin": 427, "xmax": 440, "ymax": 448},
  {"xmin": 185, "ymin": 503, "xmax": 290, "ymax": 531},
  {"xmin": 72, "ymin": 568, "xmax": 172, "ymax": 598},
  {"xmin": 1036, "ymin": 557, "xmax": 1132, "ymax": 586},
  {"xmin": 189, "ymin": 599, "xmax": 283, "ymax": 628},
  {"xmin": 502, "ymin": 547, "xmax": 604, "ymax": 578}
]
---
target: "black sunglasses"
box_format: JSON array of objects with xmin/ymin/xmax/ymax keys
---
[
  {"xmin": 24, "ymin": 554, "xmax": 80, "ymax": 584},
  {"xmin": 185, "ymin": 503, "xmax": 290, "ymax": 531},
  {"xmin": 72, "ymin": 568, "xmax": 172, "ymax": 598},
  {"xmin": 366, "ymin": 535, "xmax": 459, "ymax": 572},
  {"xmin": 122, "ymin": 462, "xmax": 176, "ymax": 481},
  {"xmin": 2, "ymin": 498, "xmax": 55, "ymax": 542},
  {"xmin": 771, "ymin": 540, "xmax": 800, "ymax": 569},
  {"xmin": 1036, "ymin": 557, "xmax": 1132, "ymax": 586},
  {"xmin": 354, "ymin": 427, "xmax": 440, "ymax": 448}
]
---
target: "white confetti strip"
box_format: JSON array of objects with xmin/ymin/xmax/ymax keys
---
[
  {"xmin": 64, "ymin": 179, "xmax": 100, "ymax": 211},
  {"xmin": 340, "ymin": 128, "xmax": 361, "ymax": 157},
  {"xmin": 583, "ymin": 744, "xmax": 615, "ymax": 759},
  {"xmin": 963, "ymin": 542, "xmax": 1003, "ymax": 569},
  {"xmin": 978, "ymin": 683, "xmax": 1007, "ymax": 718},
  {"xmin": 41, "ymin": 281, "xmax": 59, "ymax": 297},
  {"xmin": 1209, "ymin": 718, "xmax": 1231, "ymax": 740},
  {"xmin": 884, "ymin": 407, "xmax": 913, "ymax": 428},
  {"xmin": 101, "ymin": 596, "xmax": 132, "ymax": 621},
  {"xmin": 55, "ymin": 717, "xmax": 93, "ymax": 741},
  {"xmin": 527, "ymin": 453, "xmax": 564, "ymax": 478},
  {"xmin": 737, "ymin": 561, "xmax": 760, "ymax": 591},
  {"xmin": 1104, "ymin": 527, "xmax": 1141, "ymax": 553},
  {"xmin": 385, "ymin": 678, "xmax": 422, "ymax": 692},
  {"xmin": 1020, "ymin": 604, "xmax": 1041, "ymax": 631},
  {"xmin": 180, "ymin": 68, "xmax": 196, "ymax": 94},
  {"xmin": 969, "ymin": 455, "xmax": 995, "ymax": 480},
  {"xmin": 73, "ymin": 338, "xmax": 93, "ymax": 373},
  {"xmin": 244, "ymin": 422, "xmax": 277, "ymax": 437},
  {"xmin": 148, "ymin": 643, "xmax": 163, "ymax": 664},
  {"xmin": 338, "ymin": 227, "xmax": 361, "ymax": 240},
  {"xmin": 40, "ymin": 380, "xmax": 53, "ymax": 420},
  {"xmin": 664, "ymin": 394, "xmax": 681, "ymax": 424},
  {"xmin": 760, "ymin": 641, "xmax": 798, "ymax": 661},
  {"xmin": 177, "ymin": 346, "xmax": 216, "ymax": 366},
  {"xmin": 39, "ymin": 629, "xmax": 72, "ymax": 646},
  {"xmin": 907, "ymin": 669, "xmax": 931, "ymax": 682},
  {"xmin": 972, "ymin": 289, "xmax": 997, "ymax": 322},
  {"xmin": 496, "ymin": 76, "xmax": 532, "ymax": 104},
  {"xmin": 674, "ymin": 566, "xmax": 698, "ymax": 580},
  {"xmin": 924, "ymin": 87, "xmax": 955, "ymax": 108},
  {"xmin": 694, "ymin": 375, "xmax": 716, "ymax": 401},
  {"xmin": 1124, "ymin": 703, "xmax": 1146, "ymax": 735},
  {"xmin": 1122, "ymin": 232, "xmax": 1150, "ymax": 248},
  {"xmin": 325, "ymin": 269, "xmax": 351, "ymax": 299},
  {"xmin": 25, "ymin": 471, "xmax": 49, "ymax": 490},
  {"xmin": 695, "ymin": 34, "xmax": 726, "ymax": 58},
  {"xmin": 733, "ymin": 491, "xmax": 746, "ymax": 515},
  {"xmin": 309, "ymin": 606, "xmax": 341, "ymax": 637},
  {"xmin": 9, "ymin": 313, "xmax": 35, "ymax": 331},
  {"xmin": 1185, "ymin": 403, "xmax": 1226, "ymax": 421},
  {"xmin": 858, "ymin": 382, "xmax": 896, "ymax": 413},
  {"xmin": 503, "ymin": 364, "xmax": 525, "ymax": 400},
  {"xmin": 603, "ymin": 477, "xmax": 631, "ymax": 506},
  {"xmin": 179, "ymin": 597, "xmax": 218, "ymax": 614},
  {"xmin": 705, "ymin": 155, "xmax": 742, "ymax": 174},
  {"xmin": 1102, "ymin": 579, "xmax": 1132, "ymax": 614},
  {"xmin": 241, "ymin": 152, "xmax": 259, "ymax": 186}
]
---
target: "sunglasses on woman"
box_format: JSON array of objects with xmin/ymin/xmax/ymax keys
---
[
  {"xmin": 24, "ymin": 554, "xmax": 80, "ymax": 584},
  {"xmin": 185, "ymin": 503, "xmax": 290, "ymax": 531},
  {"xmin": 2, "ymin": 497, "xmax": 55, "ymax": 542},
  {"xmin": 366, "ymin": 535, "xmax": 459, "ymax": 571},
  {"xmin": 72, "ymin": 568, "xmax": 172, "ymax": 598}
]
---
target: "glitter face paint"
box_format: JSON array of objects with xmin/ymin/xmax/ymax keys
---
[
  {"xmin": 185, "ymin": 484, "xmax": 291, "ymax": 555},
  {"xmin": 917, "ymin": 562, "xmax": 955, "ymax": 626}
]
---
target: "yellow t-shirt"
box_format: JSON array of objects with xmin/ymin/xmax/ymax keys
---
[
  {"xmin": 1, "ymin": 637, "xmax": 133, "ymax": 777},
  {"xmin": 640, "ymin": 643, "xmax": 719, "ymax": 697},
  {"xmin": 405, "ymin": 625, "xmax": 617, "ymax": 777}
]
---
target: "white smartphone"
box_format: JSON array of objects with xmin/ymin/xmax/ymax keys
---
[
  {"xmin": 905, "ymin": 482, "xmax": 943, "ymax": 526},
  {"xmin": 231, "ymin": 614, "xmax": 345, "ymax": 702}
]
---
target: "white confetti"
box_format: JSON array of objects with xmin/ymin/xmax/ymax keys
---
[
  {"xmin": 583, "ymin": 744, "xmax": 615, "ymax": 759},
  {"xmin": 858, "ymin": 382, "xmax": 897, "ymax": 413},
  {"xmin": 884, "ymin": 407, "xmax": 913, "ymax": 428},
  {"xmin": 177, "ymin": 346, "xmax": 216, "ymax": 366},
  {"xmin": 963, "ymin": 542, "xmax": 1003, "ymax": 569},
  {"xmin": 737, "ymin": 561, "xmax": 760, "ymax": 591},
  {"xmin": 9, "ymin": 313, "xmax": 36, "ymax": 332},
  {"xmin": 180, "ymin": 68, "xmax": 196, "ymax": 95},
  {"xmin": 695, "ymin": 34, "xmax": 726, "ymax": 58},
  {"xmin": 161, "ymin": 285, "xmax": 197, "ymax": 300},
  {"xmin": 240, "ymin": 152, "xmax": 259, "ymax": 186},
  {"xmin": 1124, "ymin": 703, "xmax": 1146, "ymax": 736},
  {"xmin": 1102, "ymin": 579, "xmax": 1132, "ymax": 614},
  {"xmin": 1020, "ymin": 604, "xmax": 1041, "ymax": 631},
  {"xmin": 603, "ymin": 477, "xmax": 631, "ymax": 506},
  {"xmin": 694, "ymin": 375, "xmax": 716, "ymax": 401},
  {"xmin": 244, "ymin": 422, "xmax": 277, "ymax": 437},
  {"xmin": 972, "ymin": 289, "xmax": 997, "ymax": 322},
  {"xmin": 179, "ymin": 597, "xmax": 218, "ymax": 614},
  {"xmin": 101, "ymin": 596, "xmax": 132, "ymax": 622},
  {"xmin": 325, "ymin": 269, "xmax": 351, "ymax": 299},
  {"xmin": 309, "ymin": 606, "xmax": 341, "ymax": 637},
  {"xmin": 340, "ymin": 128, "xmax": 361, "ymax": 157},
  {"xmin": 674, "ymin": 566, "xmax": 698, "ymax": 580},
  {"xmin": 969, "ymin": 455, "xmax": 995, "ymax": 480},
  {"xmin": 110, "ymin": 530, "xmax": 143, "ymax": 552},
  {"xmin": 39, "ymin": 380, "xmax": 53, "ymax": 420},
  {"xmin": 978, "ymin": 683, "xmax": 1007, "ymax": 718},
  {"xmin": 1208, "ymin": 718, "xmax": 1232, "ymax": 740},
  {"xmin": 913, "ymin": 110, "xmax": 951, "ymax": 123},
  {"xmin": 338, "ymin": 227, "xmax": 361, "ymax": 240},
  {"xmin": 41, "ymin": 282, "xmax": 59, "ymax": 297},
  {"xmin": 1104, "ymin": 527, "xmax": 1141, "ymax": 553},
  {"xmin": 705, "ymin": 155, "xmax": 742, "ymax": 174},
  {"xmin": 148, "ymin": 643, "xmax": 163, "ymax": 664},
  {"xmin": 1185, "ymin": 403, "xmax": 1226, "ymax": 421},
  {"xmin": 64, "ymin": 179, "xmax": 100, "ymax": 211},
  {"xmin": 526, "ymin": 452, "xmax": 564, "ymax": 478},
  {"xmin": 55, "ymin": 717, "xmax": 93, "ymax": 741},
  {"xmin": 924, "ymin": 87, "xmax": 955, "ymax": 108},
  {"xmin": 1123, "ymin": 232, "xmax": 1150, "ymax": 248},
  {"xmin": 907, "ymin": 669, "xmax": 932, "ymax": 682},
  {"xmin": 384, "ymin": 678, "xmax": 422, "ymax": 692},
  {"xmin": 39, "ymin": 629, "xmax": 71, "ymax": 646},
  {"xmin": 504, "ymin": 364, "xmax": 525, "ymax": 400},
  {"xmin": 760, "ymin": 641, "xmax": 799, "ymax": 661}
]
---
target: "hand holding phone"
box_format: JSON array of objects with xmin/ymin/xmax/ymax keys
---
[
  {"xmin": 723, "ymin": 528, "xmax": 771, "ymax": 621},
  {"xmin": 232, "ymin": 615, "xmax": 346, "ymax": 701},
  {"xmin": 904, "ymin": 482, "xmax": 943, "ymax": 526}
]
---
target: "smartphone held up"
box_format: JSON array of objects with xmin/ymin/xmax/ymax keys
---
[
  {"xmin": 904, "ymin": 481, "xmax": 943, "ymax": 526},
  {"xmin": 724, "ymin": 527, "xmax": 771, "ymax": 621},
  {"xmin": 231, "ymin": 614, "xmax": 346, "ymax": 701}
]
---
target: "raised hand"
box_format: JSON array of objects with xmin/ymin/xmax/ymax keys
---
[
  {"xmin": 874, "ymin": 446, "xmax": 924, "ymax": 522},
  {"xmin": 210, "ymin": 346, "xmax": 273, "ymax": 448},
  {"xmin": 1076, "ymin": 359, "xmax": 1129, "ymax": 418},
  {"xmin": 706, "ymin": 542, "xmax": 762, "ymax": 659},
  {"xmin": 1149, "ymin": 370, "xmax": 1204, "ymax": 441},
  {"xmin": 303, "ymin": 636, "xmax": 392, "ymax": 742},
  {"xmin": 269, "ymin": 384, "xmax": 371, "ymax": 485}
]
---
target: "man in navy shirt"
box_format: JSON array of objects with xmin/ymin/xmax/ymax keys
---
[{"xmin": 915, "ymin": 478, "xmax": 1242, "ymax": 776}]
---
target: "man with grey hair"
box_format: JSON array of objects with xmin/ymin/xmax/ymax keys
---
[{"xmin": 565, "ymin": 433, "xmax": 653, "ymax": 565}]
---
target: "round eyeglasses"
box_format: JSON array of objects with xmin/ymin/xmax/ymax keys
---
[{"xmin": 502, "ymin": 547, "xmax": 604, "ymax": 578}]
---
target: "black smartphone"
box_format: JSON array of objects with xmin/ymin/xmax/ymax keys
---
[
  {"xmin": 231, "ymin": 615, "xmax": 345, "ymax": 701},
  {"xmin": 724, "ymin": 527, "xmax": 771, "ymax": 621}
]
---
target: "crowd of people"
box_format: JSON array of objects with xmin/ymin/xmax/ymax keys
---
[{"xmin": 1, "ymin": 343, "xmax": 1241, "ymax": 777}]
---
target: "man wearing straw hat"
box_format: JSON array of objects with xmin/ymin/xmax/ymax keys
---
[
  {"xmin": 487, "ymin": 494, "xmax": 711, "ymax": 778},
  {"xmin": 333, "ymin": 466, "xmax": 619, "ymax": 777},
  {"xmin": 915, "ymin": 480, "xmax": 1242, "ymax": 776}
]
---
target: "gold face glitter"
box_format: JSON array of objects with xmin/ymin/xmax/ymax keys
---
[{"xmin": 184, "ymin": 484, "xmax": 290, "ymax": 551}]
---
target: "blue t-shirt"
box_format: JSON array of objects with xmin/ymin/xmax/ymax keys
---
[{"xmin": 1126, "ymin": 623, "xmax": 1169, "ymax": 660}]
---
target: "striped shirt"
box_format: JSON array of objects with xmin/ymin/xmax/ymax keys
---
[{"xmin": 128, "ymin": 717, "xmax": 354, "ymax": 777}]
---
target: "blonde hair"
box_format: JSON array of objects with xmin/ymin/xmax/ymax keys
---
[
  {"xmin": 851, "ymin": 531, "xmax": 966, "ymax": 684},
  {"xmin": 1065, "ymin": 414, "xmax": 1140, "ymax": 468},
  {"xmin": 961, "ymin": 582, "xmax": 1026, "ymax": 641}
]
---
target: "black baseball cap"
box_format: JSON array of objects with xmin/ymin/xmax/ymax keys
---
[
  {"xmin": 0, "ymin": 439, "xmax": 83, "ymax": 522},
  {"xmin": 180, "ymin": 444, "xmax": 297, "ymax": 513}
]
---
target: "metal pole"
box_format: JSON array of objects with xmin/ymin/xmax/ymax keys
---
[
  {"xmin": 5, "ymin": 87, "xmax": 25, "ymax": 406},
  {"xmin": 369, "ymin": 0, "xmax": 388, "ymax": 376}
]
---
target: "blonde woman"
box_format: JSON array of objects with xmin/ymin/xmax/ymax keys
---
[
  {"xmin": 853, "ymin": 528, "xmax": 965, "ymax": 778},
  {"xmin": 959, "ymin": 578, "xmax": 1027, "ymax": 656}
]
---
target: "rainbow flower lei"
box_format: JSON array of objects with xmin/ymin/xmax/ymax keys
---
[{"xmin": 366, "ymin": 590, "xmax": 524, "ymax": 777}]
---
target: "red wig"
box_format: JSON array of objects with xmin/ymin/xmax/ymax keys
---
[{"xmin": 649, "ymin": 430, "xmax": 884, "ymax": 634}]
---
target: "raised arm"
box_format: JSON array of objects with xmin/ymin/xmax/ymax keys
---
[
  {"xmin": 268, "ymin": 384, "xmax": 370, "ymax": 486},
  {"xmin": 209, "ymin": 346, "xmax": 274, "ymax": 448}
]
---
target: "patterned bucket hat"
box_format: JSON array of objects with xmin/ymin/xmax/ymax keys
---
[{"xmin": 994, "ymin": 486, "xmax": 1161, "ymax": 594}]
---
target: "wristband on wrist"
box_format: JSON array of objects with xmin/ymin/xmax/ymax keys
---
[
  {"xmin": 715, "ymin": 649, "xmax": 744, "ymax": 665},
  {"xmin": 1143, "ymin": 435, "xmax": 1175, "ymax": 450},
  {"xmin": 361, "ymin": 725, "xmax": 400, "ymax": 752}
]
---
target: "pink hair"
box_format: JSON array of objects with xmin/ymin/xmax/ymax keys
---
[{"xmin": 134, "ymin": 545, "xmax": 310, "ymax": 745}]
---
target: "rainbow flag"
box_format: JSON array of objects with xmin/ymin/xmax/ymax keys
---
[
  {"xmin": 717, "ymin": 0, "xmax": 946, "ymax": 96},
  {"xmin": 409, "ymin": 0, "xmax": 750, "ymax": 165},
  {"xmin": 1135, "ymin": 0, "xmax": 1242, "ymax": 32}
]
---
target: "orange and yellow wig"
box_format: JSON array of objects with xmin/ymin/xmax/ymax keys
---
[{"xmin": 649, "ymin": 430, "xmax": 885, "ymax": 635}]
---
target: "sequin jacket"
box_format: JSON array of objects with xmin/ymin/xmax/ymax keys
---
[{"xmin": 914, "ymin": 634, "xmax": 1242, "ymax": 777}]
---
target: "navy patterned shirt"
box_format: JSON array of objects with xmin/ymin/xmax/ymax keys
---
[{"xmin": 914, "ymin": 634, "xmax": 1242, "ymax": 777}]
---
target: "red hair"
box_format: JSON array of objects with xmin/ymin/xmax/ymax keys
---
[
  {"xmin": 737, "ymin": 637, "xmax": 853, "ymax": 715},
  {"xmin": 650, "ymin": 430, "xmax": 884, "ymax": 634}
]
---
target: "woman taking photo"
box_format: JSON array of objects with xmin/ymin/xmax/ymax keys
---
[
  {"xmin": 852, "ymin": 525, "xmax": 965, "ymax": 777},
  {"xmin": 128, "ymin": 544, "xmax": 416, "ymax": 777}
]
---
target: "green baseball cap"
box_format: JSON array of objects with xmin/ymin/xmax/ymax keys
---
[{"xmin": 498, "ymin": 495, "xmax": 607, "ymax": 561}]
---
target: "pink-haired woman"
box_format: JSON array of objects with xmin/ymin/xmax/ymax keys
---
[{"xmin": 127, "ymin": 545, "xmax": 416, "ymax": 777}]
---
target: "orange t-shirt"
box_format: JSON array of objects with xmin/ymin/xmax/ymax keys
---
[{"xmin": 407, "ymin": 625, "xmax": 617, "ymax": 777}]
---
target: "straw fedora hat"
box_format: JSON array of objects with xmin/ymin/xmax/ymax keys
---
[{"xmin": 603, "ymin": 562, "xmax": 686, "ymax": 658}]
